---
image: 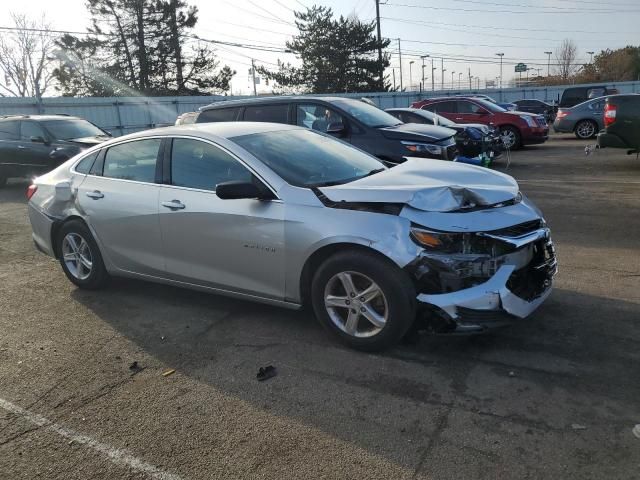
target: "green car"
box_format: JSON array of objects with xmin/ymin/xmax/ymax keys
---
[{"xmin": 597, "ymin": 94, "xmax": 640, "ymax": 154}]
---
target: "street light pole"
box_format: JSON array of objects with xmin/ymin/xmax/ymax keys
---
[
  {"xmin": 374, "ymin": 0, "xmax": 384, "ymax": 88},
  {"xmin": 251, "ymin": 58, "xmax": 257, "ymax": 96},
  {"xmin": 397, "ymin": 38, "xmax": 403, "ymax": 91},
  {"xmin": 496, "ymin": 52, "xmax": 504, "ymax": 88},
  {"xmin": 431, "ymin": 59, "xmax": 435, "ymax": 91},
  {"xmin": 451, "ymin": 71, "xmax": 455, "ymax": 90},
  {"xmin": 458, "ymin": 72, "xmax": 462, "ymax": 89},
  {"xmin": 544, "ymin": 51, "xmax": 552, "ymax": 76},
  {"xmin": 587, "ymin": 51, "xmax": 594, "ymax": 63},
  {"xmin": 409, "ymin": 60, "xmax": 414, "ymax": 91},
  {"xmin": 440, "ymin": 58, "xmax": 444, "ymax": 90}
]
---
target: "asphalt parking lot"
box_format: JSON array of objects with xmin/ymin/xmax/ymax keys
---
[{"xmin": 1, "ymin": 134, "xmax": 639, "ymax": 479}]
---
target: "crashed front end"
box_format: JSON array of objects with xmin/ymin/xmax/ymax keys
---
[{"xmin": 406, "ymin": 218, "xmax": 556, "ymax": 333}]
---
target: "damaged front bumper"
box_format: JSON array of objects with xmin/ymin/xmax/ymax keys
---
[{"xmin": 410, "ymin": 227, "xmax": 557, "ymax": 333}]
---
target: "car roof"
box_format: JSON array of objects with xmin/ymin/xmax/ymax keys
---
[
  {"xmin": 385, "ymin": 107, "xmax": 420, "ymax": 112},
  {"xmin": 0, "ymin": 114, "xmax": 83, "ymax": 122},
  {"xmin": 199, "ymin": 96, "xmax": 358, "ymax": 111},
  {"xmin": 107, "ymin": 122, "xmax": 302, "ymax": 143}
]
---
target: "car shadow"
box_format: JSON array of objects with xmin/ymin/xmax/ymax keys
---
[{"xmin": 70, "ymin": 277, "xmax": 640, "ymax": 472}]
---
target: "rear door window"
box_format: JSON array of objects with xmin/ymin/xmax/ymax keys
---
[
  {"xmin": 196, "ymin": 108, "xmax": 240, "ymax": 123},
  {"xmin": 587, "ymin": 88, "xmax": 606, "ymax": 99},
  {"xmin": 103, "ymin": 138, "xmax": 161, "ymax": 183},
  {"xmin": 0, "ymin": 120, "xmax": 19, "ymax": 140},
  {"xmin": 457, "ymin": 100, "xmax": 485, "ymax": 114},
  {"xmin": 243, "ymin": 104, "xmax": 288, "ymax": 123},
  {"xmin": 423, "ymin": 101, "xmax": 457, "ymax": 113}
]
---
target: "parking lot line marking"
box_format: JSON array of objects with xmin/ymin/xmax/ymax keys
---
[{"xmin": 0, "ymin": 397, "xmax": 184, "ymax": 480}]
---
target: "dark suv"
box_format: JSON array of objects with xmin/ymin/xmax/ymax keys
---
[
  {"xmin": 0, "ymin": 115, "xmax": 111, "ymax": 186},
  {"xmin": 195, "ymin": 96, "xmax": 458, "ymax": 163}
]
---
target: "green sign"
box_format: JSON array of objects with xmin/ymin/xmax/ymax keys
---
[{"xmin": 515, "ymin": 63, "xmax": 527, "ymax": 73}]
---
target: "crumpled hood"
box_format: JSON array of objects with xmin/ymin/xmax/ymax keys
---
[
  {"xmin": 379, "ymin": 123, "xmax": 457, "ymax": 142},
  {"xmin": 319, "ymin": 159, "xmax": 519, "ymax": 212}
]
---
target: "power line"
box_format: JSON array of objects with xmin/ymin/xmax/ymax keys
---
[
  {"xmin": 412, "ymin": 0, "xmax": 638, "ymax": 12},
  {"xmin": 247, "ymin": 0, "xmax": 293, "ymax": 24},
  {"xmin": 271, "ymin": 0, "xmax": 295, "ymax": 13},
  {"xmin": 383, "ymin": 1, "xmax": 640, "ymax": 14}
]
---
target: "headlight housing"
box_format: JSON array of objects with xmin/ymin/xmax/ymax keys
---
[
  {"xmin": 401, "ymin": 141, "xmax": 443, "ymax": 156},
  {"xmin": 520, "ymin": 115, "xmax": 536, "ymax": 127},
  {"xmin": 410, "ymin": 227, "xmax": 466, "ymax": 253}
]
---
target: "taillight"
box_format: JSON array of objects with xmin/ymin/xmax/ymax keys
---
[
  {"xmin": 26, "ymin": 184, "xmax": 37, "ymax": 201},
  {"xmin": 604, "ymin": 103, "xmax": 617, "ymax": 127},
  {"xmin": 555, "ymin": 110, "xmax": 568, "ymax": 119}
]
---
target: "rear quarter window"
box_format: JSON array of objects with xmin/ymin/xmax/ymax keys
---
[
  {"xmin": 196, "ymin": 108, "xmax": 240, "ymax": 123},
  {"xmin": 74, "ymin": 151, "xmax": 100, "ymax": 174},
  {"xmin": 0, "ymin": 120, "xmax": 19, "ymax": 140}
]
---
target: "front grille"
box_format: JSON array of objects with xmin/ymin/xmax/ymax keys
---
[
  {"xmin": 535, "ymin": 116, "xmax": 547, "ymax": 127},
  {"xmin": 488, "ymin": 219, "xmax": 543, "ymax": 237},
  {"xmin": 507, "ymin": 239, "xmax": 556, "ymax": 301},
  {"xmin": 456, "ymin": 307, "xmax": 515, "ymax": 326}
]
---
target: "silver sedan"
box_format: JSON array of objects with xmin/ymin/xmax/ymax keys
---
[
  {"xmin": 27, "ymin": 123, "xmax": 556, "ymax": 351},
  {"xmin": 553, "ymin": 97, "xmax": 606, "ymax": 139}
]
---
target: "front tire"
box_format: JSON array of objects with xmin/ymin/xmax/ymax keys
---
[
  {"xmin": 310, "ymin": 250, "xmax": 416, "ymax": 351},
  {"xmin": 500, "ymin": 125, "xmax": 522, "ymax": 150},
  {"xmin": 574, "ymin": 120, "xmax": 597, "ymax": 139},
  {"xmin": 57, "ymin": 220, "xmax": 109, "ymax": 289}
]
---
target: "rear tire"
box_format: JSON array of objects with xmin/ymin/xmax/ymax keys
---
[
  {"xmin": 57, "ymin": 220, "xmax": 109, "ymax": 289},
  {"xmin": 500, "ymin": 125, "xmax": 522, "ymax": 150},
  {"xmin": 574, "ymin": 120, "xmax": 597, "ymax": 139},
  {"xmin": 310, "ymin": 250, "xmax": 416, "ymax": 351}
]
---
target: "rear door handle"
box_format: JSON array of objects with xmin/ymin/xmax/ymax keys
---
[
  {"xmin": 161, "ymin": 200, "xmax": 185, "ymax": 210},
  {"xmin": 86, "ymin": 190, "xmax": 104, "ymax": 199}
]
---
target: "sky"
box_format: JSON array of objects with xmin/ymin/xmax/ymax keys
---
[{"xmin": 7, "ymin": 0, "xmax": 640, "ymax": 95}]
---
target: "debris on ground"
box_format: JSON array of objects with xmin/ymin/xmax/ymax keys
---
[
  {"xmin": 571, "ymin": 424, "xmax": 587, "ymax": 430},
  {"xmin": 633, "ymin": 424, "xmax": 640, "ymax": 439},
  {"xmin": 129, "ymin": 361, "xmax": 140, "ymax": 371},
  {"xmin": 162, "ymin": 369, "xmax": 176, "ymax": 377},
  {"xmin": 257, "ymin": 365, "xmax": 277, "ymax": 382}
]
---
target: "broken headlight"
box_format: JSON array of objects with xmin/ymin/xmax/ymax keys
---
[
  {"xmin": 410, "ymin": 227, "xmax": 465, "ymax": 253},
  {"xmin": 401, "ymin": 141, "xmax": 442, "ymax": 156}
]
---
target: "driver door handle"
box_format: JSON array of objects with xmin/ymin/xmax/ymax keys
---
[
  {"xmin": 86, "ymin": 190, "xmax": 104, "ymax": 199},
  {"xmin": 161, "ymin": 200, "xmax": 186, "ymax": 210}
]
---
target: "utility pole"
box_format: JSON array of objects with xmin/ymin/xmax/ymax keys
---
[
  {"xmin": 545, "ymin": 51, "xmax": 552, "ymax": 76},
  {"xmin": 458, "ymin": 72, "xmax": 462, "ymax": 89},
  {"xmin": 496, "ymin": 52, "xmax": 504, "ymax": 88},
  {"xmin": 392, "ymin": 68, "xmax": 396, "ymax": 90},
  {"xmin": 587, "ymin": 51, "xmax": 594, "ymax": 63},
  {"xmin": 451, "ymin": 71, "xmax": 455, "ymax": 89},
  {"xmin": 374, "ymin": 0, "xmax": 384, "ymax": 89},
  {"xmin": 397, "ymin": 38, "xmax": 403, "ymax": 91},
  {"xmin": 431, "ymin": 58, "xmax": 435, "ymax": 91},
  {"xmin": 251, "ymin": 58, "xmax": 257, "ymax": 96},
  {"xmin": 468, "ymin": 68, "xmax": 471, "ymax": 90},
  {"xmin": 420, "ymin": 55, "xmax": 428, "ymax": 91},
  {"xmin": 476, "ymin": 77, "xmax": 480, "ymax": 90},
  {"xmin": 409, "ymin": 60, "xmax": 414, "ymax": 91},
  {"xmin": 440, "ymin": 58, "xmax": 444, "ymax": 90}
]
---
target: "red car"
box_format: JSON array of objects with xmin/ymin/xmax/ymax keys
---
[{"xmin": 411, "ymin": 97, "xmax": 549, "ymax": 150}]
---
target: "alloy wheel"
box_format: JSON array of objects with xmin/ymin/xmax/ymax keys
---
[
  {"xmin": 61, "ymin": 233, "xmax": 93, "ymax": 280},
  {"xmin": 324, "ymin": 271, "xmax": 388, "ymax": 338},
  {"xmin": 576, "ymin": 121, "xmax": 595, "ymax": 139},
  {"xmin": 501, "ymin": 129, "xmax": 517, "ymax": 149}
]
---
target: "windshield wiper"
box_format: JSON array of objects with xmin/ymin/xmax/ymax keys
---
[{"xmin": 363, "ymin": 168, "xmax": 385, "ymax": 177}]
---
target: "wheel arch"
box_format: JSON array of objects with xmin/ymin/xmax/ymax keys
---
[
  {"xmin": 298, "ymin": 242, "xmax": 407, "ymax": 307},
  {"xmin": 50, "ymin": 215, "xmax": 89, "ymax": 259}
]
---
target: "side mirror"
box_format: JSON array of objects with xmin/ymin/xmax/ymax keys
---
[
  {"xmin": 30, "ymin": 135, "xmax": 47, "ymax": 144},
  {"xmin": 326, "ymin": 122, "xmax": 346, "ymax": 136},
  {"xmin": 216, "ymin": 181, "xmax": 272, "ymax": 200}
]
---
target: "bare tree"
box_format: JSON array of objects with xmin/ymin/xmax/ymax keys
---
[
  {"xmin": 0, "ymin": 14, "xmax": 56, "ymax": 105},
  {"xmin": 555, "ymin": 39, "xmax": 578, "ymax": 81}
]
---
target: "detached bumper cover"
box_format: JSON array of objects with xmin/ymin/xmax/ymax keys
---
[{"xmin": 416, "ymin": 229, "xmax": 557, "ymax": 332}]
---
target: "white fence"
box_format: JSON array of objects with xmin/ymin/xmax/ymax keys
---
[{"xmin": 1, "ymin": 81, "xmax": 638, "ymax": 136}]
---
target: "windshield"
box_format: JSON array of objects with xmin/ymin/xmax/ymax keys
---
[
  {"xmin": 42, "ymin": 119, "xmax": 107, "ymax": 140},
  {"xmin": 417, "ymin": 110, "xmax": 455, "ymax": 127},
  {"xmin": 232, "ymin": 129, "xmax": 386, "ymax": 188},
  {"xmin": 331, "ymin": 98, "xmax": 402, "ymax": 128}
]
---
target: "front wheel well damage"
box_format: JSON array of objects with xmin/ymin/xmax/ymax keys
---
[{"xmin": 50, "ymin": 215, "xmax": 87, "ymax": 259}]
